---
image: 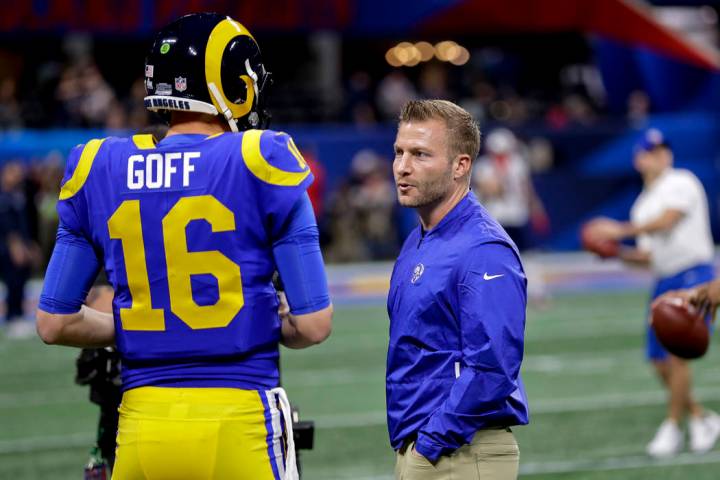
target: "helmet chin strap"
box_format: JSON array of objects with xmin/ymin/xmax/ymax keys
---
[
  {"xmin": 245, "ymin": 59, "xmax": 259, "ymax": 99},
  {"xmin": 208, "ymin": 82, "xmax": 239, "ymax": 133}
]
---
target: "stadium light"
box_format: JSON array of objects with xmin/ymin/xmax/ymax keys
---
[
  {"xmin": 414, "ymin": 41, "xmax": 434, "ymax": 62},
  {"xmin": 434, "ymin": 40, "xmax": 459, "ymax": 61},
  {"xmin": 385, "ymin": 47, "xmax": 403, "ymax": 67},
  {"xmin": 385, "ymin": 40, "xmax": 470, "ymax": 67},
  {"xmin": 449, "ymin": 46, "xmax": 470, "ymax": 65}
]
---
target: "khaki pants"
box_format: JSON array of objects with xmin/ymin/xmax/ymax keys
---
[{"xmin": 394, "ymin": 428, "xmax": 519, "ymax": 480}]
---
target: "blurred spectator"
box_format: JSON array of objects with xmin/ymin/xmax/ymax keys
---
[
  {"xmin": 325, "ymin": 150, "xmax": 398, "ymax": 262},
  {"xmin": 126, "ymin": 77, "xmax": 151, "ymax": 130},
  {"xmin": 526, "ymin": 136, "xmax": 555, "ymax": 173},
  {"xmin": 105, "ymin": 100, "xmax": 128, "ymax": 130},
  {"xmin": 56, "ymin": 61, "xmax": 117, "ymax": 127},
  {"xmin": 350, "ymin": 151, "xmax": 398, "ymax": 259},
  {"xmin": 0, "ymin": 77, "xmax": 22, "ymax": 129},
  {"xmin": 376, "ymin": 71, "xmax": 417, "ymax": 120},
  {"xmin": 562, "ymin": 93, "xmax": 597, "ymax": 126},
  {"xmin": 488, "ymin": 92, "xmax": 530, "ymax": 125},
  {"xmin": 34, "ymin": 153, "xmax": 64, "ymax": 267},
  {"xmin": 345, "ymin": 71, "xmax": 378, "ymax": 126},
  {"xmin": 418, "ymin": 62, "xmax": 450, "ymax": 99},
  {"xmin": 0, "ymin": 161, "xmax": 38, "ymax": 338},
  {"xmin": 302, "ymin": 150, "xmax": 327, "ymax": 219},
  {"xmin": 544, "ymin": 102, "xmax": 569, "ymax": 130},
  {"xmin": 473, "ymin": 128, "xmax": 549, "ymax": 250},
  {"xmin": 324, "ymin": 182, "xmax": 365, "ymax": 262},
  {"xmin": 80, "ymin": 63, "xmax": 116, "ymax": 126},
  {"xmin": 459, "ymin": 80, "xmax": 497, "ymax": 124},
  {"xmin": 627, "ymin": 89, "xmax": 651, "ymax": 126},
  {"xmin": 55, "ymin": 64, "xmax": 84, "ymax": 125}
]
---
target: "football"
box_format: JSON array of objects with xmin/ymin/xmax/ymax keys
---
[
  {"xmin": 651, "ymin": 297, "xmax": 709, "ymax": 359},
  {"xmin": 580, "ymin": 218, "xmax": 621, "ymax": 258}
]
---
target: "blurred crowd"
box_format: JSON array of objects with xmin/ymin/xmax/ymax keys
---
[
  {"xmin": 0, "ymin": 32, "xmax": 648, "ymax": 267},
  {"xmin": 0, "ymin": 42, "xmax": 654, "ymax": 130},
  {"xmin": 0, "ymin": 127, "xmax": 552, "ymax": 273},
  {"xmin": 0, "ymin": 156, "xmax": 65, "ymax": 273},
  {"xmin": 345, "ymin": 64, "xmax": 607, "ymax": 129},
  {"xmin": 0, "ymin": 61, "xmax": 151, "ymax": 131},
  {"xmin": 0, "ymin": 156, "xmax": 63, "ymax": 335}
]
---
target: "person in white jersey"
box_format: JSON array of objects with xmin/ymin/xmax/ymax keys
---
[
  {"xmin": 472, "ymin": 128, "xmax": 548, "ymax": 251},
  {"xmin": 599, "ymin": 128, "xmax": 719, "ymax": 458}
]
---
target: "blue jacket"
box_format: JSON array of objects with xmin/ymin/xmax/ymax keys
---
[{"xmin": 386, "ymin": 191, "xmax": 529, "ymax": 462}]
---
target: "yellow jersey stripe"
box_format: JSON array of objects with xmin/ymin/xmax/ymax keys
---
[
  {"xmin": 132, "ymin": 134, "xmax": 156, "ymax": 150},
  {"xmin": 286, "ymin": 137, "xmax": 308, "ymax": 169},
  {"xmin": 59, "ymin": 139, "xmax": 105, "ymax": 200},
  {"xmin": 241, "ymin": 130, "xmax": 311, "ymax": 187}
]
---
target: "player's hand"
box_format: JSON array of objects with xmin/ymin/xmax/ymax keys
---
[
  {"xmin": 582, "ymin": 217, "xmax": 624, "ymax": 245},
  {"xmin": 652, "ymin": 281, "xmax": 720, "ymax": 323},
  {"xmin": 652, "ymin": 289, "xmax": 693, "ymax": 312},
  {"xmin": 690, "ymin": 280, "xmax": 720, "ymax": 322},
  {"xmin": 410, "ymin": 445, "xmax": 426, "ymax": 460},
  {"xmin": 591, "ymin": 218, "xmax": 628, "ymax": 241},
  {"xmin": 410, "ymin": 444, "xmax": 437, "ymax": 465}
]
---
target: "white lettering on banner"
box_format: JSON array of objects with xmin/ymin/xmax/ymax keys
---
[{"xmin": 126, "ymin": 152, "xmax": 200, "ymax": 189}]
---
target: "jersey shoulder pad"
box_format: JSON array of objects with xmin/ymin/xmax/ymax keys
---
[
  {"xmin": 240, "ymin": 129, "xmax": 311, "ymax": 186},
  {"xmin": 130, "ymin": 133, "xmax": 158, "ymax": 150},
  {"xmin": 59, "ymin": 137, "xmax": 111, "ymax": 200}
]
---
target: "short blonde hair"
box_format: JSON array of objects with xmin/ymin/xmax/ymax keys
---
[{"xmin": 399, "ymin": 99, "xmax": 481, "ymax": 160}]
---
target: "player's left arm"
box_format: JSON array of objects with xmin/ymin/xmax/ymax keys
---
[
  {"xmin": 618, "ymin": 208, "xmax": 684, "ymax": 238},
  {"xmin": 617, "ymin": 247, "xmax": 651, "ymax": 267},
  {"xmin": 272, "ymin": 193, "xmax": 332, "ymax": 349},
  {"xmin": 414, "ymin": 242, "xmax": 527, "ymax": 463},
  {"xmin": 36, "ymin": 224, "xmax": 112, "ymax": 347},
  {"xmin": 37, "ymin": 306, "xmax": 114, "ymax": 348},
  {"xmin": 619, "ymin": 175, "xmax": 699, "ymax": 239}
]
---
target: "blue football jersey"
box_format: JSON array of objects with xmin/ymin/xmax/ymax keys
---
[{"xmin": 57, "ymin": 130, "xmax": 313, "ymax": 390}]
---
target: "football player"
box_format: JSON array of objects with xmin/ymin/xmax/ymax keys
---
[
  {"xmin": 596, "ymin": 128, "xmax": 719, "ymax": 458},
  {"xmin": 36, "ymin": 13, "xmax": 332, "ymax": 480}
]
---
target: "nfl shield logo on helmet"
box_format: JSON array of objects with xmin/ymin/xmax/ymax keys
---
[{"xmin": 174, "ymin": 76, "xmax": 187, "ymax": 92}]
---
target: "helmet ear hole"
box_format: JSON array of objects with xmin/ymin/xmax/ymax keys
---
[
  {"xmin": 225, "ymin": 76, "xmax": 249, "ymax": 105},
  {"xmin": 221, "ymin": 36, "xmax": 262, "ymax": 108}
]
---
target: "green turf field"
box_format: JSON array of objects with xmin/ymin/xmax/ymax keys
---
[{"xmin": 2, "ymin": 290, "xmax": 720, "ymax": 479}]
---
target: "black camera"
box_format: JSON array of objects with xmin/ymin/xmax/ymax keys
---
[{"xmin": 76, "ymin": 347, "xmax": 315, "ymax": 477}]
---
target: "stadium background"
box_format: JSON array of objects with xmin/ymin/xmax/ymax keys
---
[{"xmin": 2, "ymin": 0, "xmax": 720, "ymax": 478}]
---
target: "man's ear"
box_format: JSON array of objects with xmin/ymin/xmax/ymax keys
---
[{"xmin": 454, "ymin": 154, "xmax": 472, "ymax": 180}]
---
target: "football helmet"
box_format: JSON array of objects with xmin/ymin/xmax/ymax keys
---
[{"xmin": 144, "ymin": 12, "xmax": 272, "ymax": 131}]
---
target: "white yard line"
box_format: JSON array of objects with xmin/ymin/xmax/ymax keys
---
[
  {"xmin": 520, "ymin": 450, "xmax": 720, "ymax": 475},
  {"xmin": 312, "ymin": 386, "xmax": 720, "ymax": 429},
  {"xmin": 0, "ymin": 433, "xmax": 92, "ymax": 455},
  {"xmin": 0, "ymin": 388, "xmax": 84, "ymax": 409}
]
